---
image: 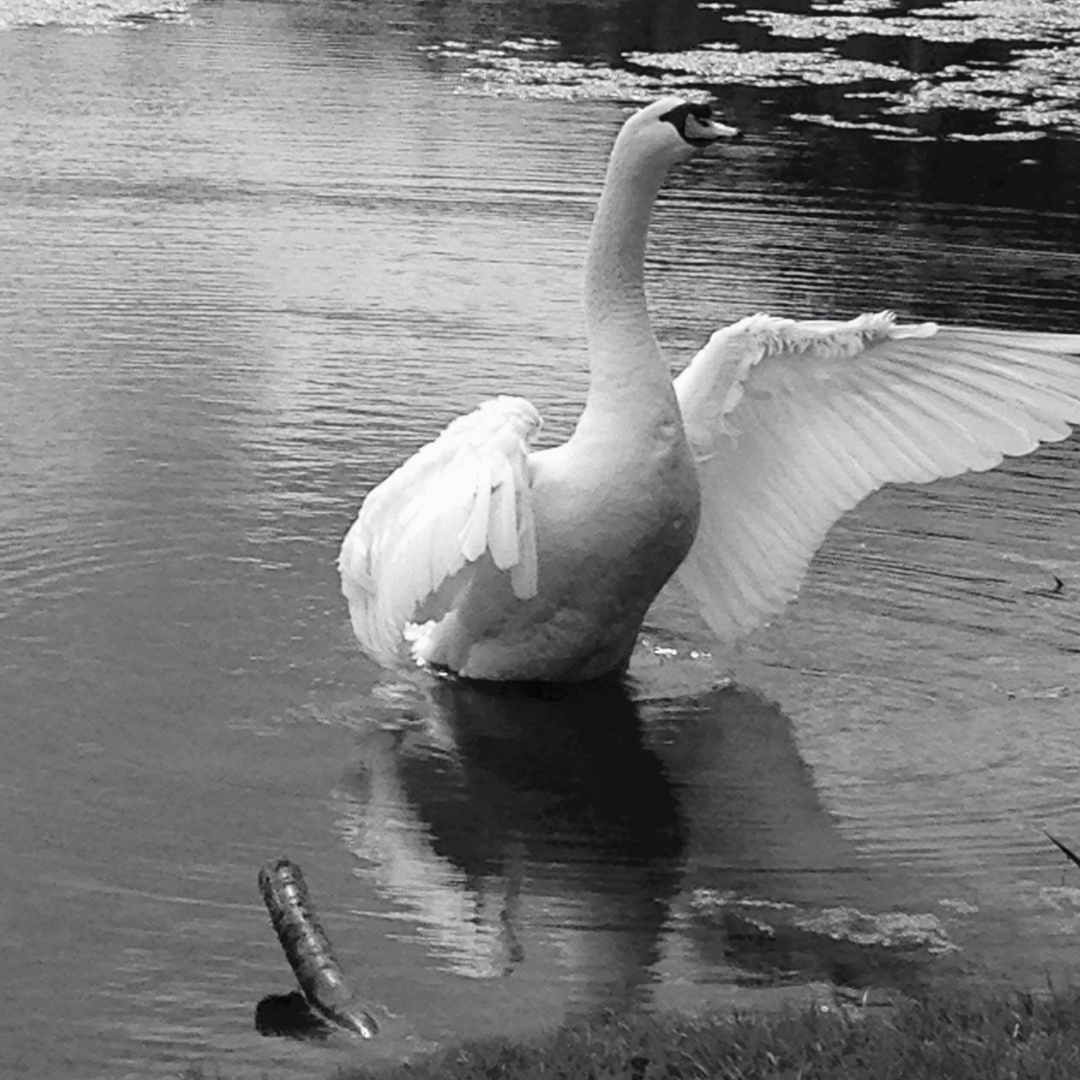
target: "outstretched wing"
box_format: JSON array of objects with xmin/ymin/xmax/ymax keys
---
[
  {"xmin": 338, "ymin": 395, "xmax": 542, "ymax": 665},
  {"xmin": 673, "ymin": 311, "xmax": 1080, "ymax": 642}
]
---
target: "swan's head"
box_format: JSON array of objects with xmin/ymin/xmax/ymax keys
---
[{"xmin": 614, "ymin": 96, "xmax": 740, "ymax": 170}]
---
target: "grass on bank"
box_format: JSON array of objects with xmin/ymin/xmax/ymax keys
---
[
  {"xmin": 177, "ymin": 983, "xmax": 1080, "ymax": 1080},
  {"xmin": 343, "ymin": 984, "xmax": 1080, "ymax": 1080}
]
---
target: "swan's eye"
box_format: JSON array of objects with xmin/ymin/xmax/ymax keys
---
[
  {"xmin": 685, "ymin": 114, "xmax": 716, "ymax": 142},
  {"xmin": 656, "ymin": 100, "xmax": 743, "ymax": 146},
  {"xmin": 659, "ymin": 101, "xmax": 735, "ymax": 146}
]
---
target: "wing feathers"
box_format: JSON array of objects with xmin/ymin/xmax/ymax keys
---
[
  {"xmin": 459, "ymin": 459, "xmax": 492, "ymax": 561},
  {"xmin": 342, "ymin": 313, "xmax": 1080, "ymax": 665},
  {"xmin": 887, "ymin": 362, "xmax": 1047, "ymax": 454},
  {"xmin": 339, "ymin": 396, "xmax": 542, "ymax": 665},
  {"xmin": 675, "ymin": 313, "xmax": 1080, "ymax": 642}
]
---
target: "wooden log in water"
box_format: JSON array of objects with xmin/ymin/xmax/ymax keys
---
[{"xmin": 258, "ymin": 858, "xmax": 379, "ymax": 1038}]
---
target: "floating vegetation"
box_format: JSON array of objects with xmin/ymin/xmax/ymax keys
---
[
  {"xmin": 913, "ymin": 0, "xmax": 1080, "ymax": 42},
  {"xmin": 809, "ymin": 0, "xmax": 901, "ymax": 12},
  {"xmin": 461, "ymin": 56, "xmax": 668, "ymax": 102},
  {"xmin": 689, "ymin": 890, "xmax": 960, "ymax": 986},
  {"xmin": 714, "ymin": 0, "xmax": 1080, "ymax": 137},
  {"xmin": 424, "ymin": 0, "xmax": 1080, "ymax": 141},
  {"xmin": 878, "ymin": 45, "xmax": 1080, "ymax": 134},
  {"xmin": 423, "ymin": 38, "xmax": 707, "ymax": 103},
  {"xmin": 788, "ymin": 113, "xmax": 939, "ymax": 140},
  {"xmin": 729, "ymin": 0, "xmax": 1080, "ymax": 44},
  {"xmin": 624, "ymin": 47, "xmax": 909, "ymax": 87}
]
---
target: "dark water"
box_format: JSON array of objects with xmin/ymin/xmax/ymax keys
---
[{"xmin": 3, "ymin": 0, "xmax": 1080, "ymax": 1077}]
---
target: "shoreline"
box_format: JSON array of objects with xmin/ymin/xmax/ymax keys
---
[
  {"xmin": 179, "ymin": 975, "xmax": 1080, "ymax": 1080},
  {"xmin": 344, "ymin": 980, "xmax": 1080, "ymax": 1080}
]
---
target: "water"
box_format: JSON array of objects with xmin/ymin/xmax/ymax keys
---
[{"xmin": 2, "ymin": 0, "xmax": 1080, "ymax": 1076}]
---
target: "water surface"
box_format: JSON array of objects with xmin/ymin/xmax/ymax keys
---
[{"xmin": 3, "ymin": 1, "xmax": 1080, "ymax": 1077}]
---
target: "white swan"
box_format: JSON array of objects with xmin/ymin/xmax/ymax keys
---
[{"xmin": 339, "ymin": 97, "xmax": 1080, "ymax": 682}]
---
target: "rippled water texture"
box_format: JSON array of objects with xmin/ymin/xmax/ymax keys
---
[{"xmin": 2, "ymin": 0, "xmax": 1080, "ymax": 1078}]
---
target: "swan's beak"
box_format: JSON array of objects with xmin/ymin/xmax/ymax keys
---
[{"xmin": 685, "ymin": 113, "xmax": 741, "ymax": 145}]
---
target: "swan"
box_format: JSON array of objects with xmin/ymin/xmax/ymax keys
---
[{"xmin": 339, "ymin": 97, "xmax": 1080, "ymax": 682}]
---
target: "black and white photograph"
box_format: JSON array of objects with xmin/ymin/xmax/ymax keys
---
[{"xmin": 4, "ymin": 0, "xmax": 1080, "ymax": 1077}]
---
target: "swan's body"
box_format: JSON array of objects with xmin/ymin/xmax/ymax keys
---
[{"xmin": 339, "ymin": 97, "xmax": 1080, "ymax": 682}]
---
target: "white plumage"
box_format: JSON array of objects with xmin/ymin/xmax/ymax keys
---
[
  {"xmin": 339, "ymin": 98, "xmax": 1080, "ymax": 682},
  {"xmin": 674, "ymin": 313, "xmax": 1080, "ymax": 643},
  {"xmin": 339, "ymin": 396, "xmax": 541, "ymax": 666}
]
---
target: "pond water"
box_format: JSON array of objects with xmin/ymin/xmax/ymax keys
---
[{"xmin": 3, "ymin": 0, "xmax": 1080, "ymax": 1077}]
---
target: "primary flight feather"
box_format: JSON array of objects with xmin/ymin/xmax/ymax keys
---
[{"xmin": 339, "ymin": 97, "xmax": 1080, "ymax": 682}]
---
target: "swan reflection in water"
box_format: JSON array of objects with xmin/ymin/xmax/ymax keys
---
[{"xmin": 332, "ymin": 673, "xmax": 949, "ymax": 1009}]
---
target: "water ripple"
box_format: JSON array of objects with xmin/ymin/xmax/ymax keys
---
[{"xmin": 0, "ymin": 0, "xmax": 192, "ymax": 29}]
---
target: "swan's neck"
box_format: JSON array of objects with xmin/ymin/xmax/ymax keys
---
[{"xmin": 578, "ymin": 141, "xmax": 679, "ymax": 432}]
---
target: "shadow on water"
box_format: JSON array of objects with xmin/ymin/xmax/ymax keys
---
[
  {"xmin": 643, "ymin": 683, "xmax": 959, "ymax": 996},
  {"xmin": 332, "ymin": 676, "xmax": 686, "ymax": 1003},
  {"xmin": 317, "ymin": 672, "xmax": 955, "ymax": 1036},
  {"xmin": 644, "ymin": 681, "xmax": 862, "ymax": 900},
  {"xmin": 418, "ymin": 676, "xmax": 687, "ymax": 872}
]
